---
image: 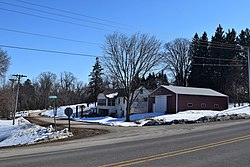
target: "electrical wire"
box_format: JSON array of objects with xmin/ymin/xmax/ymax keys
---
[
  {"xmin": 0, "ymin": 1, "xmax": 126, "ymax": 29},
  {"xmin": 192, "ymin": 56, "xmax": 246, "ymax": 62},
  {"xmin": 0, "ymin": 44, "xmax": 102, "ymax": 58},
  {"xmin": 0, "ymin": 27, "xmax": 101, "ymax": 46},
  {"xmin": 14, "ymin": 0, "xmax": 129, "ymax": 27},
  {"xmin": 0, "ymin": 7, "xmax": 113, "ymax": 32},
  {"xmin": 189, "ymin": 42, "xmax": 245, "ymax": 51},
  {"xmin": 193, "ymin": 63, "xmax": 247, "ymax": 67}
]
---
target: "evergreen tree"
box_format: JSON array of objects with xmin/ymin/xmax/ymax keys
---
[
  {"xmin": 188, "ymin": 33, "xmax": 200, "ymax": 86},
  {"xmin": 188, "ymin": 32, "xmax": 210, "ymax": 88},
  {"xmin": 209, "ymin": 24, "xmax": 226, "ymax": 92},
  {"xmin": 198, "ymin": 32, "xmax": 211, "ymax": 88},
  {"xmin": 141, "ymin": 71, "xmax": 169, "ymax": 90},
  {"xmin": 88, "ymin": 57, "xmax": 104, "ymax": 103},
  {"xmin": 19, "ymin": 79, "xmax": 36, "ymax": 110},
  {"xmin": 235, "ymin": 28, "xmax": 250, "ymax": 102}
]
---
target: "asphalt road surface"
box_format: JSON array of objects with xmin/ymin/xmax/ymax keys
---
[{"xmin": 1, "ymin": 120, "xmax": 250, "ymax": 167}]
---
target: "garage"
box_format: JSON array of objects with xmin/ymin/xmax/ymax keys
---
[
  {"xmin": 153, "ymin": 95, "xmax": 167, "ymax": 113},
  {"xmin": 148, "ymin": 85, "xmax": 229, "ymax": 114}
]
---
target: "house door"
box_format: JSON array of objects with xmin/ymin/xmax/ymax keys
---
[{"xmin": 154, "ymin": 95, "xmax": 167, "ymax": 113}]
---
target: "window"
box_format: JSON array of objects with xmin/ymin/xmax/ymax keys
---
[
  {"xmin": 187, "ymin": 103, "xmax": 193, "ymax": 107},
  {"xmin": 214, "ymin": 104, "xmax": 219, "ymax": 108},
  {"xmin": 108, "ymin": 99, "xmax": 115, "ymax": 106},
  {"xmin": 201, "ymin": 103, "xmax": 206, "ymax": 108},
  {"xmin": 143, "ymin": 97, "xmax": 148, "ymax": 101},
  {"xmin": 97, "ymin": 99, "xmax": 106, "ymax": 106},
  {"xmin": 118, "ymin": 98, "xmax": 120, "ymax": 104},
  {"xmin": 139, "ymin": 89, "xmax": 143, "ymax": 94},
  {"xmin": 123, "ymin": 97, "xmax": 126, "ymax": 104}
]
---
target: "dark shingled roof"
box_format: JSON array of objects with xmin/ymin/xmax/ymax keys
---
[{"xmin": 103, "ymin": 88, "xmax": 126, "ymax": 98}]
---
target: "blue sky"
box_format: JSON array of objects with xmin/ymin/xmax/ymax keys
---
[{"xmin": 1, "ymin": 0, "xmax": 250, "ymax": 83}]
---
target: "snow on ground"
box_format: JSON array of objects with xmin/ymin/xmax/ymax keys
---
[
  {"xmin": 0, "ymin": 117, "xmax": 73, "ymax": 147},
  {"xmin": 76, "ymin": 112, "xmax": 164, "ymax": 127},
  {"xmin": 41, "ymin": 103, "xmax": 250, "ymax": 127},
  {"xmin": 41, "ymin": 103, "xmax": 94, "ymax": 118},
  {"xmin": 76, "ymin": 105, "xmax": 250, "ymax": 127}
]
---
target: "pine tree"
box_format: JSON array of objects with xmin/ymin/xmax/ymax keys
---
[
  {"xmin": 88, "ymin": 57, "xmax": 104, "ymax": 104},
  {"xmin": 235, "ymin": 28, "xmax": 250, "ymax": 102},
  {"xmin": 188, "ymin": 33, "xmax": 200, "ymax": 86},
  {"xmin": 19, "ymin": 79, "xmax": 36, "ymax": 110},
  {"xmin": 209, "ymin": 24, "xmax": 226, "ymax": 92},
  {"xmin": 198, "ymin": 32, "xmax": 211, "ymax": 88}
]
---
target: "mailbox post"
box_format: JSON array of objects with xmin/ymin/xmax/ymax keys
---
[
  {"xmin": 49, "ymin": 96, "xmax": 57, "ymax": 131},
  {"xmin": 64, "ymin": 107, "xmax": 73, "ymax": 132}
]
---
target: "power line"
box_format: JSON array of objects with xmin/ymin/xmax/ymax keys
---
[
  {"xmin": 0, "ymin": 27, "xmax": 101, "ymax": 46},
  {"xmin": 192, "ymin": 56, "xmax": 246, "ymax": 62},
  {"xmin": 190, "ymin": 42, "xmax": 244, "ymax": 51},
  {"xmin": 0, "ymin": 7, "xmax": 113, "ymax": 32},
  {"xmin": 191, "ymin": 38, "xmax": 248, "ymax": 51},
  {"xmin": 0, "ymin": 1, "xmax": 126, "ymax": 30},
  {"xmin": 0, "ymin": 44, "xmax": 102, "ymax": 58},
  {"xmin": 199, "ymin": 39, "xmax": 241, "ymax": 48},
  {"xmin": 193, "ymin": 63, "xmax": 247, "ymax": 67},
  {"xmin": 14, "ymin": 0, "xmax": 129, "ymax": 28}
]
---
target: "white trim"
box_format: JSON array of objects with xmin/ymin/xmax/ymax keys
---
[
  {"xmin": 150, "ymin": 94, "xmax": 172, "ymax": 97},
  {"xmin": 176, "ymin": 94, "xmax": 178, "ymax": 113}
]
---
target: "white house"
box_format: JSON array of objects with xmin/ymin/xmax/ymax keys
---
[{"xmin": 97, "ymin": 87, "xmax": 150, "ymax": 118}]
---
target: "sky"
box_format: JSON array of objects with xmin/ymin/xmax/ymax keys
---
[{"xmin": 0, "ymin": 0, "xmax": 250, "ymax": 84}]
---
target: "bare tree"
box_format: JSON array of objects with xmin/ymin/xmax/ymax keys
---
[
  {"xmin": 36, "ymin": 72, "xmax": 57, "ymax": 109},
  {"xmin": 164, "ymin": 38, "xmax": 191, "ymax": 86},
  {"xmin": 0, "ymin": 83, "xmax": 12, "ymax": 119},
  {"xmin": 0, "ymin": 49, "xmax": 10, "ymax": 79},
  {"xmin": 102, "ymin": 33, "xmax": 162, "ymax": 122},
  {"xmin": 59, "ymin": 71, "xmax": 77, "ymax": 105}
]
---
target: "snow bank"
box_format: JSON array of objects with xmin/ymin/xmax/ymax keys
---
[
  {"xmin": 0, "ymin": 117, "xmax": 73, "ymax": 147},
  {"xmin": 148, "ymin": 105, "xmax": 250, "ymax": 125},
  {"xmin": 77, "ymin": 105, "xmax": 250, "ymax": 127},
  {"xmin": 41, "ymin": 103, "xmax": 94, "ymax": 118},
  {"xmin": 78, "ymin": 113, "xmax": 164, "ymax": 127}
]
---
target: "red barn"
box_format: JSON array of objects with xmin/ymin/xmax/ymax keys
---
[{"xmin": 148, "ymin": 85, "xmax": 229, "ymax": 114}]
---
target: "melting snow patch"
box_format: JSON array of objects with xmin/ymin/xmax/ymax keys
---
[{"xmin": 0, "ymin": 118, "xmax": 73, "ymax": 147}]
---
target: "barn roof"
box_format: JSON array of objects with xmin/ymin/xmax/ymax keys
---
[{"xmin": 161, "ymin": 85, "xmax": 228, "ymax": 97}]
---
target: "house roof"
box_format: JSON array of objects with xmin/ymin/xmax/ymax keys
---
[
  {"xmin": 161, "ymin": 85, "xmax": 228, "ymax": 97},
  {"xmin": 103, "ymin": 88, "xmax": 125, "ymax": 98}
]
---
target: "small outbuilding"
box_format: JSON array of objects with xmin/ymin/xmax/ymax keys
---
[{"xmin": 148, "ymin": 85, "xmax": 229, "ymax": 114}]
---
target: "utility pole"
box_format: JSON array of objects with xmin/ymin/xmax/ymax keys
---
[
  {"xmin": 12, "ymin": 74, "xmax": 27, "ymax": 125},
  {"xmin": 248, "ymin": 47, "xmax": 250, "ymax": 104},
  {"xmin": 9, "ymin": 78, "xmax": 16, "ymax": 119}
]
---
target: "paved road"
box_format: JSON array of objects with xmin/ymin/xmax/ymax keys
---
[{"xmin": 1, "ymin": 119, "xmax": 250, "ymax": 167}]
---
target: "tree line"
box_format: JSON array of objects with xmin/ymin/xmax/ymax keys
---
[
  {"xmin": 188, "ymin": 25, "xmax": 250, "ymax": 103},
  {"xmin": 0, "ymin": 71, "xmax": 90, "ymax": 118},
  {"xmin": 0, "ymin": 25, "xmax": 249, "ymax": 120}
]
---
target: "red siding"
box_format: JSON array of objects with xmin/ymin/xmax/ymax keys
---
[
  {"xmin": 148, "ymin": 86, "xmax": 229, "ymax": 114},
  {"xmin": 178, "ymin": 94, "xmax": 228, "ymax": 111}
]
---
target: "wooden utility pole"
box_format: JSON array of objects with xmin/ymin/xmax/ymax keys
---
[
  {"xmin": 9, "ymin": 78, "xmax": 16, "ymax": 119},
  {"xmin": 248, "ymin": 47, "xmax": 250, "ymax": 104},
  {"xmin": 12, "ymin": 74, "xmax": 27, "ymax": 125}
]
